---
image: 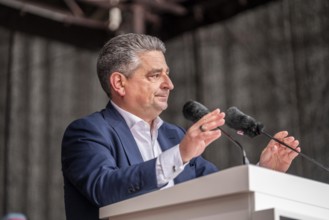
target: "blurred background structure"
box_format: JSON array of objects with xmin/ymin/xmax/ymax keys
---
[{"xmin": 0, "ymin": 0, "xmax": 329, "ymax": 219}]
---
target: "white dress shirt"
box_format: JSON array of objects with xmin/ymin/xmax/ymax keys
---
[{"xmin": 111, "ymin": 101, "xmax": 187, "ymax": 188}]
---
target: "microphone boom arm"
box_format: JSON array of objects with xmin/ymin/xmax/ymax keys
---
[
  {"xmin": 261, "ymin": 130, "xmax": 329, "ymax": 173},
  {"xmin": 219, "ymin": 127, "xmax": 250, "ymax": 165}
]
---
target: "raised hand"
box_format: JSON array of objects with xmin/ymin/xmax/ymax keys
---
[
  {"xmin": 259, "ymin": 131, "xmax": 300, "ymax": 172},
  {"xmin": 179, "ymin": 109, "xmax": 225, "ymax": 163}
]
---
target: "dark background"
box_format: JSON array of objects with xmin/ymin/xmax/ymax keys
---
[{"xmin": 1, "ymin": 0, "xmax": 329, "ymax": 219}]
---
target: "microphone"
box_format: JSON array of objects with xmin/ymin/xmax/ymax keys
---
[
  {"xmin": 182, "ymin": 100, "xmax": 209, "ymax": 123},
  {"xmin": 226, "ymin": 106, "xmax": 329, "ymax": 173},
  {"xmin": 183, "ymin": 101, "xmax": 250, "ymax": 165},
  {"xmin": 226, "ymin": 106, "xmax": 264, "ymax": 138}
]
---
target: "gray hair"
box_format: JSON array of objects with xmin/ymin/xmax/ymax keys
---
[{"xmin": 97, "ymin": 33, "xmax": 166, "ymax": 97}]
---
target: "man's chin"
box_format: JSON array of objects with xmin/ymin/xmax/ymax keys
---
[{"xmin": 156, "ymin": 102, "xmax": 168, "ymax": 111}]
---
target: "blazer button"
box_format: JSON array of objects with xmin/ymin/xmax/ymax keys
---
[{"xmin": 128, "ymin": 187, "xmax": 134, "ymax": 193}]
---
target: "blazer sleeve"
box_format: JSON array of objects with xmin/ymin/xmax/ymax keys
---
[
  {"xmin": 159, "ymin": 123, "xmax": 219, "ymax": 184},
  {"xmin": 61, "ymin": 117, "xmax": 160, "ymax": 207}
]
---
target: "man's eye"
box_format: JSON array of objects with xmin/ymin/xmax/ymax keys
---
[{"xmin": 150, "ymin": 74, "xmax": 160, "ymax": 79}]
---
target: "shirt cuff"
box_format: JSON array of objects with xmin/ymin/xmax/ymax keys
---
[{"xmin": 156, "ymin": 145, "xmax": 188, "ymax": 186}]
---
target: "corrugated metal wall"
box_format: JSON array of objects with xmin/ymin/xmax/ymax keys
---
[
  {"xmin": 164, "ymin": 0, "xmax": 329, "ymax": 180},
  {"xmin": 1, "ymin": 0, "xmax": 328, "ymax": 219}
]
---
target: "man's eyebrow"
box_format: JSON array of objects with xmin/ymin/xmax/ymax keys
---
[{"xmin": 147, "ymin": 68, "xmax": 170, "ymax": 74}]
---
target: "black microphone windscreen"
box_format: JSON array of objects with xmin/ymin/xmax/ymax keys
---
[
  {"xmin": 182, "ymin": 100, "xmax": 210, "ymax": 122},
  {"xmin": 226, "ymin": 106, "xmax": 264, "ymax": 138}
]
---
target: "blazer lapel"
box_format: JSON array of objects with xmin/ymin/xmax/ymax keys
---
[
  {"xmin": 158, "ymin": 125, "xmax": 181, "ymax": 152},
  {"xmin": 103, "ymin": 102, "xmax": 182, "ymax": 165},
  {"xmin": 103, "ymin": 102, "xmax": 144, "ymax": 165}
]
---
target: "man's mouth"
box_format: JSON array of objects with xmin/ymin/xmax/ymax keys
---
[{"xmin": 156, "ymin": 92, "xmax": 169, "ymax": 98}]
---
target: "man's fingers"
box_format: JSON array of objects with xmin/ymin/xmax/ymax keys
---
[
  {"xmin": 196, "ymin": 108, "xmax": 225, "ymax": 132},
  {"xmin": 274, "ymin": 130, "xmax": 289, "ymax": 139}
]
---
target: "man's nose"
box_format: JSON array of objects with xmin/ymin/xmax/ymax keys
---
[{"xmin": 161, "ymin": 74, "xmax": 174, "ymax": 90}]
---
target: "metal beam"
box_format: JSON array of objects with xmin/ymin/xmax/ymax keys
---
[
  {"xmin": 0, "ymin": 1, "xmax": 111, "ymax": 50},
  {"xmin": 136, "ymin": 0, "xmax": 187, "ymax": 15},
  {"xmin": 0, "ymin": 0, "xmax": 106, "ymax": 29},
  {"xmin": 63, "ymin": 0, "xmax": 85, "ymax": 17}
]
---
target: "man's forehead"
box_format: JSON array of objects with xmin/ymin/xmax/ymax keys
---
[{"xmin": 138, "ymin": 51, "xmax": 168, "ymax": 69}]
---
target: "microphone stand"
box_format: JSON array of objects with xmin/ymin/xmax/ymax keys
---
[
  {"xmin": 218, "ymin": 127, "xmax": 250, "ymax": 165},
  {"xmin": 261, "ymin": 130, "xmax": 329, "ymax": 173}
]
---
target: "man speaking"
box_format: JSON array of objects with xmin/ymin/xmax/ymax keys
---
[{"xmin": 61, "ymin": 33, "xmax": 300, "ymax": 220}]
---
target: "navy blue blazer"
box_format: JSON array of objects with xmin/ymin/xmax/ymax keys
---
[{"xmin": 62, "ymin": 102, "xmax": 218, "ymax": 220}]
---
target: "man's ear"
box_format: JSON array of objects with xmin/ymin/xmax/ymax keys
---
[{"xmin": 109, "ymin": 72, "xmax": 126, "ymax": 96}]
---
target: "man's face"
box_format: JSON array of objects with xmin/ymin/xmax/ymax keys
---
[{"xmin": 123, "ymin": 51, "xmax": 174, "ymax": 122}]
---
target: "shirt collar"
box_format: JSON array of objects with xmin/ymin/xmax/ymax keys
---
[{"xmin": 111, "ymin": 101, "xmax": 163, "ymax": 130}]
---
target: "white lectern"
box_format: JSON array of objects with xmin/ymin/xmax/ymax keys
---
[{"xmin": 100, "ymin": 165, "xmax": 329, "ymax": 220}]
